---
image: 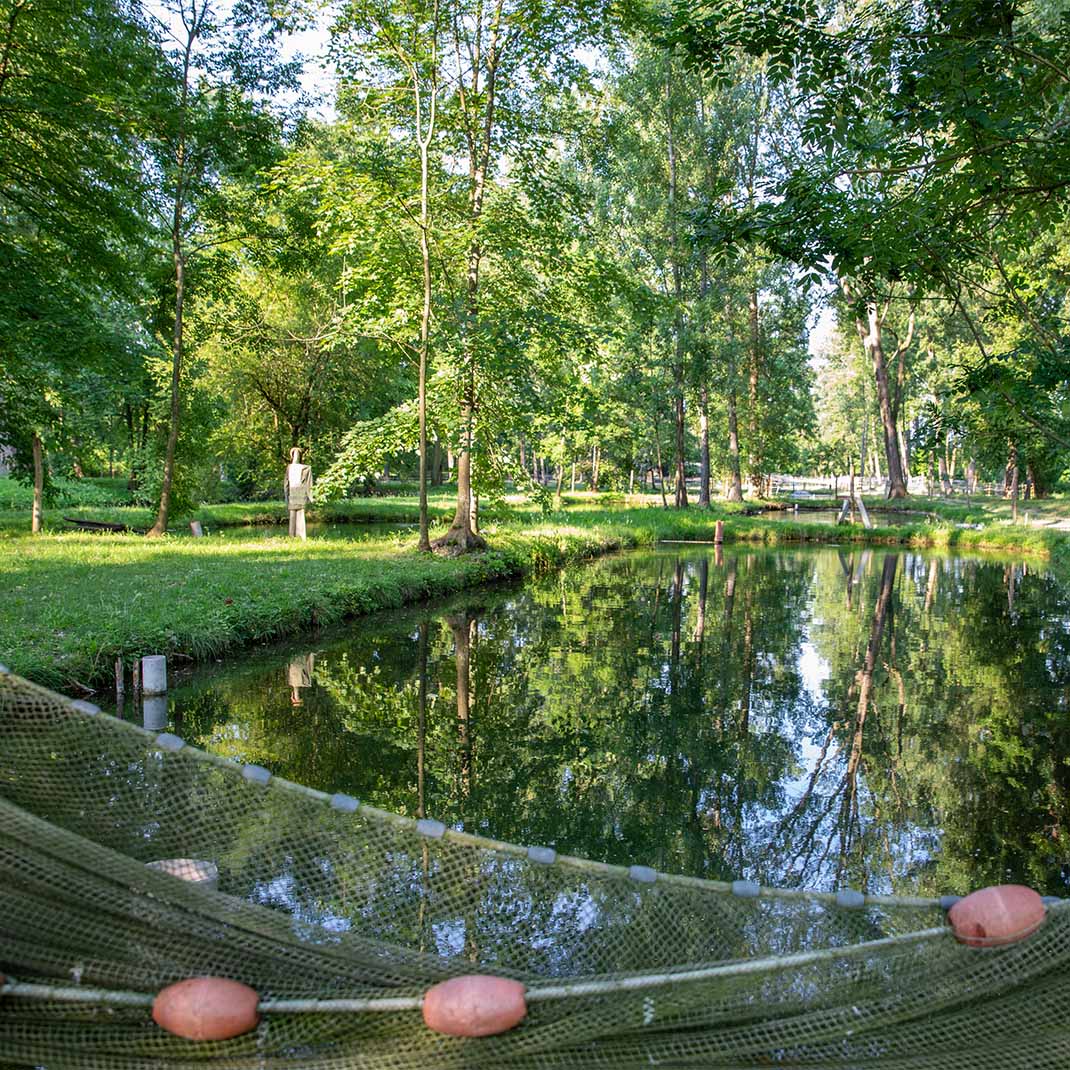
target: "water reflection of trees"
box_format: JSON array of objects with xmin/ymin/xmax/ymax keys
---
[{"xmin": 169, "ymin": 547, "xmax": 1070, "ymax": 896}]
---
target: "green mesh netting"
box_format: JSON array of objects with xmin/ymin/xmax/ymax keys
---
[{"xmin": 2, "ymin": 666, "xmax": 1069, "ymax": 1068}]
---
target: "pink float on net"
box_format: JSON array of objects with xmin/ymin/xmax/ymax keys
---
[
  {"xmin": 948, "ymin": 885, "xmax": 1047, "ymax": 948},
  {"xmin": 152, "ymin": 977, "xmax": 261, "ymax": 1041},
  {"xmin": 422, "ymin": 974, "xmax": 528, "ymax": 1037}
]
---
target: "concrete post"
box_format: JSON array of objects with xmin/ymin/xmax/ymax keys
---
[
  {"xmin": 142, "ymin": 695, "xmax": 168, "ymax": 731},
  {"xmin": 141, "ymin": 655, "xmax": 167, "ymax": 695}
]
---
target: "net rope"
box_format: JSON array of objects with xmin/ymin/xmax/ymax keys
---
[{"xmin": 1, "ymin": 666, "xmax": 1068, "ymax": 1068}]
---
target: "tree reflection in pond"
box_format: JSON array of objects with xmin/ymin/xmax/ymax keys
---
[{"xmin": 141, "ymin": 546, "xmax": 1070, "ymax": 897}]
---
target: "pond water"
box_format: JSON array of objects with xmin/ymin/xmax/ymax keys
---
[{"xmin": 114, "ymin": 545, "xmax": 1070, "ymax": 898}]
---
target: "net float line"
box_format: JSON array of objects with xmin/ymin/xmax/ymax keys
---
[{"xmin": 0, "ymin": 925, "xmax": 959, "ymax": 1014}]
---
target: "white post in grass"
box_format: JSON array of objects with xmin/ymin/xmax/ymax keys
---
[{"xmin": 141, "ymin": 655, "xmax": 167, "ymax": 695}]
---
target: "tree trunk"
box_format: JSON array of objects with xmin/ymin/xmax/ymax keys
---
[
  {"xmin": 1027, "ymin": 461, "xmax": 1042, "ymax": 499},
  {"xmin": 966, "ymin": 457, "xmax": 977, "ymax": 494},
  {"xmin": 148, "ymin": 20, "xmax": 199, "ymax": 538},
  {"xmin": 31, "ymin": 433, "xmax": 43, "ymax": 534},
  {"xmin": 431, "ymin": 438, "xmax": 443, "ymax": 486},
  {"xmin": 723, "ymin": 298, "xmax": 744, "ymax": 502},
  {"xmin": 673, "ymin": 385, "xmax": 687, "ymax": 507},
  {"xmin": 859, "ymin": 417, "xmax": 868, "ymax": 490},
  {"xmin": 663, "ymin": 63, "xmax": 688, "ymax": 509},
  {"xmin": 698, "ymin": 386, "xmax": 711, "ymax": 506},
  {"xmin": 891, "ymin": 317, "xmax": 916, "ymax": 479},
  {"xmin": 897, "ymin": 423, "xmax": 911, "ymax": 483},
  {"xmin": 149, "ymin": 217, "xmax": 186, "ymax": 537},
  {"xmin": 938, "ymin": 452, "xmax": 950, "ymax": 495},
  {"xmin": 842, "ymin": 281, "xmax": 908, "ymax": 498},
  {"xmin": 870, "ymin": 319, "xmax": 907, "ymax": 496},
  {"xmin": 1009, "ymin": 442, "xmax": 1020, "ymax": 521},
  {"xmin": 654, "ymin": 416, "xmax": 668, "ymax": 509},
  {"xmin": 416, "ymin": 121, "xmax": 434, "ymax": 551},
  {"xmin": 747, "ymin": 287, "xmax": 762, "ymax": 494},
  {"xmin": 725, "ymin": 382, "xmax": 743, "ymax": 502},
  {"xmin": 415, "ymin": 40, "xmax": 439, "ymax": 553},
  {"xmin": 434, "ymin": 413, "xmax": 484, "ymax": 552},
  {"xmin": 435, "ymin": 5, "xmax": 502, "ymax": 553}
]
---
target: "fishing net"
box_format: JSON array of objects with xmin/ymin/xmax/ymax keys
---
[{"xmin": 1, "ymin": 665, "xmax": 1068, "ymax": 1068}]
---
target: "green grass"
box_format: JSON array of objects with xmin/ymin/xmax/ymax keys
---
[
  {"xmin": 4, "ymin": 496, "xmax": 1068, "ymax": 693},
  {"xmin": 0, "ymin": 490, "xmax": 458, "ymax": 535},
  {"xmin": 0, "ymin": 483, "xmax": 673, "ymax": 535}
]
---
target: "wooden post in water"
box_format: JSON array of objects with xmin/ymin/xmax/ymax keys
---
[
  {"xmin": 115, "ymin": 658, "xmax": 125, "ymax": 716},
  {"xmin": 855, "ymin": 496, "xmax": 873, "ymax": 529},
  {"xmin": 714, "ymin": 520, "xmax": 724, "ymax": 545}
]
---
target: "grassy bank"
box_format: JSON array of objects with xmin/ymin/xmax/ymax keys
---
[
  {"xmin": 0, "ymin": 486, "xmax": 677, "ymax": 535},
  {"xmin": 4, "ymin": 503, "xmax": 1067, "ymax": 693},
  {"xmin": 0, "ymin": 492, "xmax": 458, "ymax": 536}
]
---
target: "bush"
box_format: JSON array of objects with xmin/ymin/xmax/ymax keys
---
[{"xmin": 0, "ymin": 476, "xmax": 138, "ymax": 511}]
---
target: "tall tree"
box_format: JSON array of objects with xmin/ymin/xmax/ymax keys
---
[
  {"xmin": 146, "ymin": 0, "xmax": 295, "ymax": 535},
  {"xmin": 333, "ymin": 0, "xmax": 444, "ymax": 550},
  {"xmin": 0, "ymin": 0, "xmax": 157, "ymax": 531},
  {"xmin": 430, "ymin": 0, "xmax": 605, "ymax": 549}
]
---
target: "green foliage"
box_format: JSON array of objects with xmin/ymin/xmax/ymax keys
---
[
  {"xmin": 0, "ymin": 0, "xmax": 159, "ymax": 488},
  {"xmin": 6, "ymin": 0, "xmax": 1070, "ymax": 542}
]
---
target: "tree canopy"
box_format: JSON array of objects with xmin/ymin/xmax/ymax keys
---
[{"xmin": 4, "ymin": 0, "xmax": 1070, "ymax": 526}]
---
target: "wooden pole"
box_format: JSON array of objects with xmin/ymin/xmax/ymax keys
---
[{"xmin": 31, "ymin": 434, "xmax": 44, "ymax": 534}]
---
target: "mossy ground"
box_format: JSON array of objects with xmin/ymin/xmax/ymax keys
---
[{"xmin": 5, "ymin": 485, "xmax": 1069, "ymax": 692}]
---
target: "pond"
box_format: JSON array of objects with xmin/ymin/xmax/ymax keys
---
[{"xmin": 113, "ymin": 544, "xmax": 1070, "ymax": 899}]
